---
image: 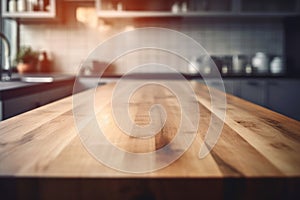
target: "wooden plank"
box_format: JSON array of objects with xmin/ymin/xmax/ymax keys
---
[
  {"xmin": 0, "ymin": 81, "xmax": 299, "ymax": 178},
  {"xmin": 190, "ymin": 81, "xmax": 300, "ymax": 176}
]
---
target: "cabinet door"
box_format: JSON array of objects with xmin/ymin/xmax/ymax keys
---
[
  {"xmin": 223, "ymin": 79, "xmax": 240, "ymax": 95},
  {"xmin": 267, "ymin": 80, "xmax": 300, "ymax": 121},
  {"xmin": 196, "ymin": 79, "xmax": 238, "ymax": 95},
  {"xmin": 3, "ymin": 93, "xmax": 40, "ymax": 120},
  {"xmin": 2, "ymin": 85, "xmax": 73, "ymax": 120},
  {"xmin": 39, "ymin": 85, "xmax": 73, "ymax": 105},
  {"xmin": 238, "ymin": 79, "xmax": 267, "ymax": 106},
  {"xmin": 209, "ymin": 79, "xmax": 235, "ymax": 94}
]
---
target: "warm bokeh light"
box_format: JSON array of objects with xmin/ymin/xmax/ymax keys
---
[
  {"xmin": 76, "ymin": 7, "xmax": 112, "ymax": 31},
  {"xmin": 76, "ymin": 7, "xmax": 98, "ymax": 28}
]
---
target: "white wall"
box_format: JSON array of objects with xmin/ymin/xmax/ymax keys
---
[{"xmin": 19, "ymin": 7, "xmax": 284, "ymax": 74}]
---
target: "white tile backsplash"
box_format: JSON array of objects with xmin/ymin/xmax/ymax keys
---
[{"xmin": 19, "ymin": 13, "xmax": 284, "ymax": 74}]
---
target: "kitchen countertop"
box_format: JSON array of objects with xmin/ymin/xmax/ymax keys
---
[{"xmin": 0, "ymin": 80, "xmax": 299, "ymax": 199}]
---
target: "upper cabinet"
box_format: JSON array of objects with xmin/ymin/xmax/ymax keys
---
[
  {"xmin": 95, "ymin": 0, "xmax": 300, "ymax": 18},
  {"xmin": 239, "ymin": 0, "xmax": 300, "ymax": 16},
  {"xmin": 2, "ymin": 0, "xmax": 58, "ymax": 20}
]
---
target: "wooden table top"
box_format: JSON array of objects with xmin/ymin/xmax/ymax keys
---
[{"xmin": 0, "ymin": 80, "xmax": 300, "ymax": 178}]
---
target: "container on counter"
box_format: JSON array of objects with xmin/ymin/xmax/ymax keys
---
[
  {"xmin": 245, "ymin": 63, "xmax": 252, "ymax": 75},
  {"xmin": 252, "ymin": 52, "xmax": 269, "ymax": 74},
  {"xmin": 244, "ymin": 56, "xmax": 253, "ymax": 75},
  {"xmin": 38, "ymin": 51, "xmax": 51, "ymax": 73},
  {"xmin": 220, "ymin": 56, "xmax": 232, "ymax": 76},
  {"xmin": 188, "ymin": 57, "xmax": 200, "ymax": 74},
  {"xmin": 270, "ymin": 56, "xmax": 284, "ymax": 75},
  {"xmin": 232, "ymin": 55, "xmax": 248, "ymax": 75},
  {"xmin": 197, "ymin": 55, "xmax": 212, "ymax": 75}
]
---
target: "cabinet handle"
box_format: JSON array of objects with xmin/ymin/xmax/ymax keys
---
[{"xmin": 247, "ymin": 81, "xmax": 259, "ymax": 86}]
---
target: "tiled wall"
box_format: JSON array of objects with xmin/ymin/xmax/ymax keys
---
[{"xmin": 20, "ymin": 8, "xmax": 284, "ymax": 74}]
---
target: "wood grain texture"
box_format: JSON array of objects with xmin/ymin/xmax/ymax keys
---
[{"xmin": 0, "ymin": 80, "xmax": 300, "ymax": 179}]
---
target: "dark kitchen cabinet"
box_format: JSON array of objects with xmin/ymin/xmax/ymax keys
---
[
  {"xmin": 2, "ymin": 92, "xmax": 41, "ymax": 120},
  {"xmin": 203, "ymin": 78, "xmax": 267, "ymax": 107},
  {"xmin": 198, "ymin": 78, "xmax": 268, "ymax": 106},
  {"xmin": 199, "ymin": 78, "xmax": 300, "ymax": 121},
  {"xmin": 222, "ymin": 79, "xmax": 239, "ymax": 95},
  {"xmin": 266, "ymin": 79, "xmax": 300, "ymax": 120},
  {"xmin": 39, "ymin": 85, "xmax": 73, "ymax": 105},
  {"xmin": 196, "ymin": 78, "xmax": 238, "ymax": 95},
  {"xmin": 0, "ymin": 78, "xmax": 74, "ymax": 121},
  {"xmin": 238, "ymin": 79, "xmax": 267, "ymax": 106},
  {"xmin": 1, "ymin": 84, "xmax": 73, "ymax": 120}
]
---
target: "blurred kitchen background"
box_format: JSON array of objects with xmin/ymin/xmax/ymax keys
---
[
  {"xmin": 1, "ymin": 0, "xmax": 300, "ymax": 120},
  {"xmin": 1, "ymin": 0, "xmax": 299, "ymax": 75}
]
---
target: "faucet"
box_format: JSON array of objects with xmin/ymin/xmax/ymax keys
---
[{"xmin": 0, "ymin": 32, "xmax": 12, "ymax": 81}]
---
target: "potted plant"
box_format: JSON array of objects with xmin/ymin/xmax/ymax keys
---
[{"xmin": 15, "ymin": 46, "xmax": 39, "ymax": 73}]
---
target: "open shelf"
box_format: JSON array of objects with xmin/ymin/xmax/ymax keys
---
[
  {"xmin": 2, "ymin": 11, "xmax": 56, "ymax": 19},
  {"xmin": 95, "ymin": 0, "xmax": 300, "ymax": 18},
  {"xmin": 96, "ymin": 11, "xmax": 300, "ymax": 18},
  {"xmin": 2, "ymin": 0, "xmax": 57, "ymax": 20},
  {"xmin": 96, "ymin": 11, "xmax": 237, "ymax": 18}
]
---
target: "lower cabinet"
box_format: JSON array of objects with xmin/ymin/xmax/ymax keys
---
[
  {"xmin": 238, "ymin": 79, "xmax": 267, "ymax": 106},
  {"xmin": 39, "ymin": 85, "xmax": 73, "ymax": 105},
  {"xmin": 1, "ymin": 84, "xmax": 73, "ymax": 120},
  {"xmin": 266, "ymin": 80, "xmax": 300, "ymax": 121},
  {"xmin": 2, "ymin": 93, "xmax": 41, "ymax": 120},
  {"xmin": 196, "ymin": 78, "xmax": 300, "ymax": 121},
  {"xmin": 196, "ymin": 79, "xmax": 238, "ymax": 95}
]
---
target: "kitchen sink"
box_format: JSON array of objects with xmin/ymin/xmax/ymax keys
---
[
  {"xmin": 20, "ymin": 76, "xmax": 54, "ymax": 83},
  {"xmin": 1, "ymin": 76, "xmax": 53, "ymax": 83},
  {"xmin": 0, "ymin": 74, "xmax": 72, "ymax": 83},
  {"xmin": 0, "ymin": 74, "xmax": 74, "ymax": 92}
]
